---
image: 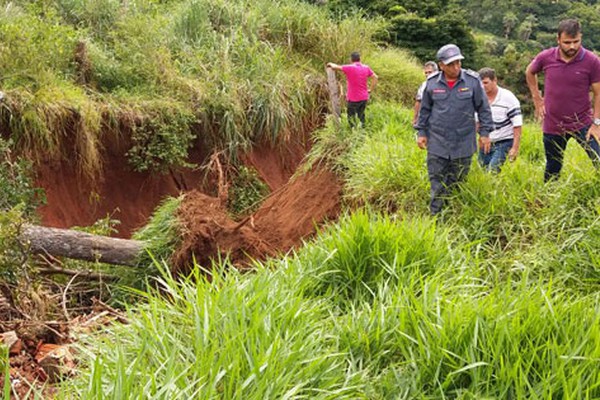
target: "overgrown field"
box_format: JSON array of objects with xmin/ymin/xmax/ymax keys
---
[
  {"xmin": 0, "ymin": 0, "xmax": 421, "ymax": 177},
  {"xmin": 52, "ymin": 104, "xmax": 600, "ymax": 398}
]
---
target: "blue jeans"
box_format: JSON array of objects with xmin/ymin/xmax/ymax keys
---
[
  {"xmin": 479, "ymin": 138, "xmax": 513, "ymax": 173},
  {"xmin": 543, "ymin": 126, "xmax": 600, "ymax": 182}
]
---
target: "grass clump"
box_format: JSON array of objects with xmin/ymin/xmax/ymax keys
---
[
  {"xmin": 129, "ymin": 196, "xmax": 183, "ymax": 278},
  {"xmin": 60, "ymin": 265, "xmax": 364, "ymax": 399},
  {"xmin": 296, "ymin": 210, "xmax": 450, "ymax": 303}
]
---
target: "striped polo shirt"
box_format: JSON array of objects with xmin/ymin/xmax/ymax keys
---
[{"xmin": 488, "ymin": 86, "xmax": 522, "ymax": 142}]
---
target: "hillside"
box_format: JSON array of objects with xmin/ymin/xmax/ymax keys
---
[
  {"xmin": 0, "ymin": 1, "xmax": 423, "ymax": 394},
  {"xmin": 0, "ymin": 0, "xmax": 421, "ymax": 236}
]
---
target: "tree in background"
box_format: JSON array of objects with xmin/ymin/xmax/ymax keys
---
[
  {"xmin": 503, "ymin": 12, "xmax": 518, "ymax": 39},
  {"xmin": 386, "ymin": 10, "xmax": 476, "ymax": 66},
  {"xmin": 318, "ymin": 0, "xmax": 477, "ymax": 67}
]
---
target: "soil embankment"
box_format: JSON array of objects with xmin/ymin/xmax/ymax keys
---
[
  {"xmin": 36, "ymin": 136, "xmax": 209, "ymax": 238},
  {"xmin": 34, "ymin": 132, "xmax": 341, "ymax": 266}
]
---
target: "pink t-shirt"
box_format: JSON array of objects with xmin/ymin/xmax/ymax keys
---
[{"xmin": 341, "ymin": 63, "xmax": 374, "ymax": 102}]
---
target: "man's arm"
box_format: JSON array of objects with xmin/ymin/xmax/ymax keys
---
[
  {"xmin": 326, "ymin": 62, "xmax": 343, "ymax": 71},
  {"xmin": 473, "ymin": 80, "xmax": 493, "ymax": 154},
  {"xmin": 508, "ymin": 126, "xmax": 522, "ymax": 161},
  {"xmin": 525, "ymin": 62, "xmax": 545, "ymax": 121},
  {"xmin": 415, "ymin": 83, "xmax": 433, "ymax": 150},
  {"xmin": 413, "ymin": 82, "xmax": 426, "ymax": 126},
  {"xmin": 586, "ymin": 81, "xmax": 600, "ymax": 143},
  {"xmin": 369, "ymin": 73, "xmax": 378, "ymax": 92},
  {"xmin": 412, "ymin": 100, "xmax": 421, "ymax": 126}
]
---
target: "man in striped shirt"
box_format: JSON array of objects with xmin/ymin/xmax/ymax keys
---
[{"xmin": 478, "ymin": 67, "xmax": 522, "ymax": 172}]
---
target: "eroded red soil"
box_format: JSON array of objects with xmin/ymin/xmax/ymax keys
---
[
  {"xmin": 36, "ymin": 135, "xmax": 210, "ymax": 238},
  {"xmin": 173, "ymin": 166, "xmax": 341, "ymax": 272}
]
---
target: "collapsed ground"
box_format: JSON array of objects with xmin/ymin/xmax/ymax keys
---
[{"xmin": 1, "ymin": 129, "xmax": 342, "ymax": 396}]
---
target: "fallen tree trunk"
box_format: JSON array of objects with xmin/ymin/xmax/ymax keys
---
[{"xmin": 21, "ymin": 225, "xmax": 145, "ymax": 267}]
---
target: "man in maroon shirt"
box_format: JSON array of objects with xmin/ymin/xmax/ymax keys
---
[{"xmin": 526, "ymin": 19, "xmax": 600, "ymax": 181}]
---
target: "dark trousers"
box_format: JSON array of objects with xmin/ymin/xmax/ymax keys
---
[
  {"xmin": 347, "ymin": 100, "xmax": 367, "ymax": 127},
  {"xmin": 543, "ymin": 127, "xmax": 600, "ymax": 182},
  {"xmin": 427, "ymin": 154, "xmax": 472, "ymax": 215}
]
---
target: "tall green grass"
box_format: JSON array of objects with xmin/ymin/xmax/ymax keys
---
[{"xmin": 56, "ymin": 208, "xmax": 600, "ymax": 398}]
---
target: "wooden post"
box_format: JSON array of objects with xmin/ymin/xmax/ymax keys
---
[
  {"xmin": 326, "ymin": 68, "xmax": 341, "ymax": 126},
  {"xmin": 21, "ymin": 225, "xmax": 145, "ymax": 267}
]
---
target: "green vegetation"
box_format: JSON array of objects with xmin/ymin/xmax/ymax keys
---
[
  {"xmin": 316, "ymin": 0, "xmax": 600, "ymax": 112},
  {"xmin": 227, "ymin": 165, "xmax": 270, "ymax": 218},
  {"xmin": 54, "ymin": 104, "xmax": 600, "ymax": 398},
  {"xmin": 0, "ymin": 137, "xmax": 45, "ymax": 282},
  {"xmin": 0, "ymin": 0, "xmax": 413, "ymax": 176}
]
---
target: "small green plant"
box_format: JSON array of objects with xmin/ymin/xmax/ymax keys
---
[
  {"xmin": 0, "ymin": 138, "xmax": 46, "ymax": 216},
  {"xmin": 0, "ymin": 206, "xmax": 28, "ymax": 282},
  {"xmin": 126, "ymin": 111, "xmax": 196, "ymax": 173},
  {"xmin": 227, "ymin": 165, "xmax": 269, "ymax": 217},
  {"xmin": 1, "ymin": 345, "xmax": 10, "ymax": 399},
  {"xmin": 0, "ymin": 138, "xmax": 45, "ymax": 282}
]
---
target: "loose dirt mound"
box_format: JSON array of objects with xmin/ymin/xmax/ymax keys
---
[
  {"xmin": 172, "ymin": 192, "xmax": 274, "ymax": 273},
  {"xmin": 173, "ymin": 166, "xmax": 341, "ymax": 272},
  {"xmin": 253, "ymin": 167, "xmax": 342, "ymax": 250}
]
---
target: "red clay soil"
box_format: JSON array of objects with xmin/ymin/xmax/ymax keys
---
[
  {"xmin": 252, "ymin": 167, "xmax": 341, "ymax": 251},
  {"xmin": 36, "ymin": 136, "xmax": 210, "ymax": 238},
  {"xmin": 33, "ymin": 119, "xmax": 342, "ymax": 270},
  {"xmin": 35, "ymin": 136, "xmax": 311, "ymax": 239},
  {"xmin": 241, "ymin": 135, "xmax": 310, "ymax": 190},
  {"xmin": 172, "ymin": 166, "xmax": 342, "ymax": 272},
  {"xmin": 171, "ymin": 192, "xmax": 273, "ymax": 273}
]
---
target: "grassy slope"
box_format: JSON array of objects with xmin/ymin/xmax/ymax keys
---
[
  {"xmin": 0, "ymin": 0, "xmax": 421, "ymax": 177},
  {"xmin": 56, "ymin": 104, "xmax": 600, "ymax": 398}
]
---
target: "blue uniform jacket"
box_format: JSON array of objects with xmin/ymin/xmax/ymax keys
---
[{"xmin": 415, "ymin": 69, "xmax": 494, "ymax": 159}]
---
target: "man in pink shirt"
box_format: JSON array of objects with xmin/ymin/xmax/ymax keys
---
[{"xmin": 327, "ymin": 52, "xmax": 378, "ymax": 127}]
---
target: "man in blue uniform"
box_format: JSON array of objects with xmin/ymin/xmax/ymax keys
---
[{"xmin": 415, "ymin": 44, "xmax": 494, "ymax": 215}]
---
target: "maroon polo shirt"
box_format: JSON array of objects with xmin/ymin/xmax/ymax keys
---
[{"xmin": 529, "ymin": 47, "xmax": 600, "ymax": 134}]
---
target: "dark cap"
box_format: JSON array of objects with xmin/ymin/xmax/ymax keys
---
[{"xmin": 436, "ymin": 44, "xmax": 464, "ymax": 65}]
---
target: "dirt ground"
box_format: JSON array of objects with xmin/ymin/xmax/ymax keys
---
[
  {"xmin": 2, "ymin": 133, "xmax": 341, "ymax": 396},
  {"xmin": 173, "ymin": 166, "xmax": 341, "ymax": 273}
]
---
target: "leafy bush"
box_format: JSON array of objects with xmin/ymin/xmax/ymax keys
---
[
  {"xmin": 227, "ymin": 165, "xmax": 270, "ymax": 218},
  {"xmin": 126, "ymin": 107, "xmax": 195, "ymax": 172},
  {"xmin": 0, "ymin": 138, "xmax": 45, "ymax": 215}
]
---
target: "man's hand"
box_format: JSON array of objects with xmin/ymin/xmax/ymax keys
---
[
  {"xmin": 533, "ymin": 97, "xmax": 545, "ymax": 122},
  {"xmin": 508, "ymin": 146, "xmax": 519, "ymax": 161},
  {"xmin": 586, "ymin": 123, "xmax": 600, "ymax": 144},
  {"xmin": 480, "ymin": 136, "xmax": 491, "ymax": 154},
  {"xmin": 417, "ymin": 136, "xmax": 428, "ymax": 150}
]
